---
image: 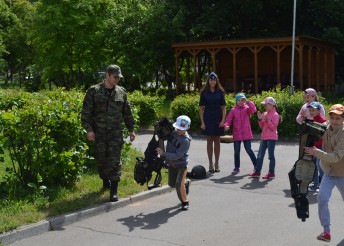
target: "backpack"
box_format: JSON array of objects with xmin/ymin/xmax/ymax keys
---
[
  {"xmin": 144, "ymin": 133, "xmax": 165, "ymax": 173},
  {"xmin": 134, "ymin": 118, "xmax": 174, "ymax": 189},
  {"xmin": 288, "ymin": 119, "xmax": 326, "ymax": 222},
  {"xmin": 134, "ymin": 157, "xmax": 152, "ymax": 186},
  {"xmin": 155, "ymin": 117, "xmax": 174, "ymax": 140}
]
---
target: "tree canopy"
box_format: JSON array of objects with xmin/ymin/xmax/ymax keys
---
[{"xmin": 0, "ymin": 0, "xmax": 343, "ymax": 90}]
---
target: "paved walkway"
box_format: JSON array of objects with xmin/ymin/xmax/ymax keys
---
[{"xmin": 2, "ymin": 133, "xmax": 344, "ymax": 246}]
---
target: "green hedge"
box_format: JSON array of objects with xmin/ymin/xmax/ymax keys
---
[
  {"xmin": 0, "ymin": 89, "xmax": 87, "ymax": 198},
  {"xmin": 128, "ymin": 90, "xmax": 163, "ymax": 127},
  {"xmin": 170, "ymin": 86, "xmax": 330, "ymax": 138},
  {"xmin": 0, "ymin": 86, "xmax": 334, "ymax": 200},
  {"xmin": 248, "ymin": 86, "xmax": 306, "ymax": 138},
  {"xmin": 0, "ymin": 89, "xmax": 139, "ymax": 199},
  {"xmin": 170, "ymin": 92, "xmax": 200, "ymax": 131}
]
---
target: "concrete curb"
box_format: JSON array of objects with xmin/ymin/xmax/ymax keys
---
[{"xmin": 0, "ymin": 186, "xmax": 172, "ymax": 245}]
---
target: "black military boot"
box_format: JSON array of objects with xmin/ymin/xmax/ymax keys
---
[
  {"xmin": 102, "ymin": 179, "xmax": 110, "ymax": 189},
  {"xmin": 110, "ymin": 181, "xmax": 119, "ymax": 202}
]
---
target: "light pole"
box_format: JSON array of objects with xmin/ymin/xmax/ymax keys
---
[{"xmin": 290, "ymin": 0, "xmax": 297, "ymax": 95}]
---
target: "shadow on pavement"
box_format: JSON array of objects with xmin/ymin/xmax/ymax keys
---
[
  {"xmin": 337, "ymin": 239, "xmax": 344, "ymax": 246},
  {"xmin": 117, "ymin": 205, "xmax": 181, "ymax": 232},
  {"xmin": 209, "ymin": 173, "xmax": 248, "ymax": 184},
  {"xmin": 241, "ymin": 177, "xmax": 270, "ymax": 190}
]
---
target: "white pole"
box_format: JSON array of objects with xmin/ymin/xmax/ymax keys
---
[{"xmin": 290, "ymin": 0, "xmax": 297, "ymax": 95}]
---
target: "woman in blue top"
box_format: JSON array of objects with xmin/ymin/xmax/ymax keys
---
[{"xmin": 199, "ymin": 72, "xmax": 226, "ymax": 173}]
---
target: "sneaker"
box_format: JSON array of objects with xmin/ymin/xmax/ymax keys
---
[
  {"xmin": 249, "ymin": 171, "xmax": 260, "ymax": 178},
  {"xmin": 308, "ymin": 185, "xmax": 319, "ymax": 192},
  {"xmin": 185, "ymin": 179, "xmax": 190, "ymax": 195},
  {"xmin": 317, "ymin": 232, "xmax": 331, "ymax": 242},
  {"xmin": 262, "ymin": 172, "xmax": 275, "ymax": 179},
  {"xmin": 231, "ymin": 168, "xmax": 240, "ymax": 175},
  {"xmin": 181, "ymin": 202, "xmax": 189, "ymax": 211}
]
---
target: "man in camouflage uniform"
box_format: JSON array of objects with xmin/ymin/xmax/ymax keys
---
[{"xmin": 81, "ymin": 64, "xmax": 135, "ymax": 202}]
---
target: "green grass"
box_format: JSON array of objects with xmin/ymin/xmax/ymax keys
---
[{"xmin": 0, "ymin": 147, "xmax": 168, "ymax": 234}]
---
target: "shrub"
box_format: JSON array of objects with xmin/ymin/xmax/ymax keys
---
[
  {"xmin": 0, "ymin": 89, "xmax": 36, "ymax": 111},
  {"xmin": 128, "ymin": 90, "xmax": 163, "ymax": 127},
  {"xmin": 170, "ymin": 92, "xmax": 200, "ymax": 131},
  {"xmin": 0, "ymin": 88, "xmax": 139, "ymax": 200},
  {"xmin": 0, "ymin": 89, "xmax": 88, "ymax": 198}
]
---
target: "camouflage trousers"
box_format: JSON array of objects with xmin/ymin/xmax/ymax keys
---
[{"xmin": 94, "ymin": 139, "xmax": 123, "ymax": 182}]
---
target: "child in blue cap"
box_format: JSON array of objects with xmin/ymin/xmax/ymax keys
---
[{"xmin": 306, "ymin": 101, "xmax": 327, "ymax": 191}]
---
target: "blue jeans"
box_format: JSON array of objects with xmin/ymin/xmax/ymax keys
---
[
  {"xmin": 317, "ymin": 175, "xmax": 344, "ymax": 232},
  {"xmin": 312, "ymin": 157, "xmax": 324, "ymax": 187},
  {"xmin": 255, "ymin": 140, "xmax": 276, "ymax": 173},
  {"xmin": 233, "ymin": 140, "xmax": 257, "ymax": 169}
]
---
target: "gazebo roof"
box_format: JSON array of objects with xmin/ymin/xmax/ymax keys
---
[
  {"xmin": 171, "ymin": 36, "xmax": 336, "ymax": 93},
  {"xmin": 172, "ymin": 36, "xmax": 335, "ymax": 50}
]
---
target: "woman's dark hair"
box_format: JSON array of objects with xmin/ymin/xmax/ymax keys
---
[{"xmin": 200, "ymin": 74, "xmax": 224, "ymax": 93}]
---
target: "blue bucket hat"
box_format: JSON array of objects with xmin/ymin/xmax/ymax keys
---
[
  {"xmin": 235, "ymin": 93, "xmax": 247, "ymax": 103},
  {"xmin": 208, "ymin": 72, "xmax": 218, "ymax": 80}
]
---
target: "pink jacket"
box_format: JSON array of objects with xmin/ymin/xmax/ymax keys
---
[
  {"xmin": 258, "ymin": 108, "xmax": 280, "ymax": 140},
  {"xmin": 296, "ymin": 103, "xmax": 325, "ymax": 124},
  {"xmin": 224, "ymin": 100, "xmax": 256, "ymax": 141}
]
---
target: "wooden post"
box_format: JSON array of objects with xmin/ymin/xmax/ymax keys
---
[
  {"xmin": 307, "ymin": 47, "xmax": 313, "ymax": 89},
  {"xmin": 299, "ymin": 44, "xmax": 303, "ymax": 89},
  {"xmin": 206, "ymin": 48, "xmax": 220, "ymax": 72},
  {"xmin": 175, "ymin": 50, "xmax": 179, "ymax": 94},
  {"xmin": 227, "ymin": 47, "xmax": 241, "ymax": 93},
  {"xmin": 187, "ymin": 57, "xmax": 190, "ymax": 91},
  {"xmin": 248, "ymin": 46, "xmax": 263, "ymax": 93},
  {"xmin": 316, "ymin": 47, "xmax": 320, "ymax": 91}
]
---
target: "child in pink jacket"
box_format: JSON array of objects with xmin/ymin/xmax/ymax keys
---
[
  {"xmin": 224, "ymin": 93, "xmax": 257, "ymax": 175},
  {"xmin": 296, "ymin": 88, "xmax": 325, "ymax": 124},
  {"xmin": 249, "ymin": 97, "xmax": 281, "ymax": 179}
]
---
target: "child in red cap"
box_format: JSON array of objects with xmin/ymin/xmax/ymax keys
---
[{"xmin": 304, "ymin": 104, "xmax": 344, "ymax": 242}]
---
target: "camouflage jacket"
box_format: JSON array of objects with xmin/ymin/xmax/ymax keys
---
[{"xmin": 81, "ymin": 81, "xmax": 135, "ymax": 139}]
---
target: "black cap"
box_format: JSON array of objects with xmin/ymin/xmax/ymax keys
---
[{"xmin": 106, "ymin": 64, "xmax": 123, "ymax": 78}]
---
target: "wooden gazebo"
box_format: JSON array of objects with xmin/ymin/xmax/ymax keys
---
[{"xmin": 172, "ymin": 36, "xmax": 336, "ymax": 94}]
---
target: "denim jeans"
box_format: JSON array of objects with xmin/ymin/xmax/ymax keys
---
[
  {"xmin": 312, "ymin": 157, "xmax": 324, "ymax": 187},
  {"xmin": 233, "ymin": 140, "xmax": 257, "ymax": 169},
  {"xmin": 317, "ymin": 175, "xmax": 344, "ymax": 232},
  {"xmin": 255, "ymin": 140, "xmax": 276, "ymax": 173}
]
